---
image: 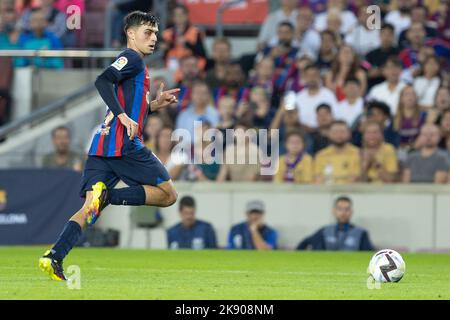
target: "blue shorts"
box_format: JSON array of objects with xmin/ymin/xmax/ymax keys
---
[{"xmin": 79, "ymin": 147, "xmax": 171, "ymax": 198}]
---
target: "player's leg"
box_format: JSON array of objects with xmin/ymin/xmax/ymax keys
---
[
  {"xmin": 105, "ymin": 148, "xmax": 178, "ymax": 208},
  {"xmin": 39, "ymin": 192, "xmax": 93, "ymax": 281},
  {"xmin": 142, "ymin": 179, "xmax": 178, "ymax": 207}
]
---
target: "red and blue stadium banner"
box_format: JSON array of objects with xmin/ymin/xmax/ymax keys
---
[
  {"xmin": 0, "ymin": 169, "xmax": 83, "ymax": 245},
  {"xmin": 181, "ymin": 0, "xmax": 269, "ymax": 25}
]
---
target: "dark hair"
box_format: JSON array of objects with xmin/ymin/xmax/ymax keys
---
[
  {"xmin": 316, "ymin": 103, "xmax": 332, "ymax": 113},
  {"xmin": 123, "ymin": 11, "xmax": 158, "ymax": 34},
  {"xmin": 179, "ymin": 195, "xmax": 195, "ymax": 211},
  {"xmin": 381, "ymin": 23, "xmax": 395, "ymax": 33},
  {"xmin": 334, "ymin": 195, "xmax": 352, "ymax": 206},
  {"xmin": 173, "ymin": 3, "xmax": 189, "ymax": 14},
  {"xmin": 320, "ymin": 29, "xmax": 337, "ymax": 43},
  {"xmin": 52, "ymin": 125, "xmax": 70, "ymax": 138},
  {"xmin": 278, "ymin": 21, "xmax": 295, "ymax": 31},
  {"xmin": 383, "ymin": 56, "xmax": 402, "ymax": 68},
  {"xmin": 344, "ymin": 77, "xmax": 361, "ymax": 87},
  {"xmin": 367, "ymin": 100, "xmax": 391, "ymax": 118},
  {"xmin": 303, "ymin": 63, "xmax": 320, "ymax": 73}
]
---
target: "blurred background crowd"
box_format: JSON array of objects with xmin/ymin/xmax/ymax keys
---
[{"xmin": 1, "ymin": 0, "xmax": 450, "ymax": 185}]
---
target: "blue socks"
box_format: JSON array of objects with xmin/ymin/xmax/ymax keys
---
[
  {"xmin": 51, "ymin": 220, "xmax": 82, "ymax": 262},
  {"xmin": 108, "ymin": 185, "xmax": 146, "ymax": 206}
]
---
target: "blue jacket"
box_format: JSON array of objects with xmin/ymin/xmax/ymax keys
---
[
  {"xmin": 167, "ymin": 220, "xmax": 217, "ymax": 249},
  {"xmin": 228, "ymin": 222, "xmax": 277, "ymax": 250}
]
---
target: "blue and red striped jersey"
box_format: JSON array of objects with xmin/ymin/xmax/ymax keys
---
[{"xmin": 89, "ymin": 49, "xmax": 150, "ymax": 157}]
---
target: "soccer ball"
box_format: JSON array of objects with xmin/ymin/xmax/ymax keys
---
[{"xmin": 368, "ymin": 249, "xmax": 406, "ymax": 283}]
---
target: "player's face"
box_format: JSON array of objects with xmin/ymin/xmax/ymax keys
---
[
  {"xmin": 131, "ymin": 24, "xmax": 158, "ymax": 56},
  {"xmin": 333, "ymin": 201, "xmax": 352, "ymax": 224},
  {"xmin": 180, "ymin": 206, "xmax": 196, "ymax": 227}
]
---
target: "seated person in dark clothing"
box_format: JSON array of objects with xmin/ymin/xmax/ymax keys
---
[
  {"xmin": 228, "ymin": 200, "xmax": 277, "ymax": 250},
  {"xmin": 297, "ymin": 196, "xmax": 374, "ymax": 251},
  {"xmin": 167, "ymin": 196, "xmax": 217, "ymax": 249},
  {"xmin": 352, "ymin": 100, "xmax": 400, "ymax": 148}
]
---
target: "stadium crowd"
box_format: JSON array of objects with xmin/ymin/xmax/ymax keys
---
[{"xmin": 1, "ymin": 0, "xmax": 450, "ymax": 184}]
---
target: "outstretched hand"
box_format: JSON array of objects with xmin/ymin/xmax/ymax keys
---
[{"xmin": 152, "ymin": 83, "xmax": 180, "ymax": 111}]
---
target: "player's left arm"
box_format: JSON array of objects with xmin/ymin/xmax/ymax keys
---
[{"xmin": 150, "ymin": 83, "xmax": 180, "ymax": 112}]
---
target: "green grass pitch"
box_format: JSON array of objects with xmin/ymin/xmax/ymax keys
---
[{"xmin": 1, "ymin": 247, "xmax": 450, "ymax": 299}]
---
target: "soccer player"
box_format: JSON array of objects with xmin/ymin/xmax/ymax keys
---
[{"xmin": 39, "ymin": 11, "xmax": 180, "ymax": 281}]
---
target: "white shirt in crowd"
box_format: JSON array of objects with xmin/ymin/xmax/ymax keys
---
[
  {"xmin": 285, "ymin": 87, "xmax": 338, "ymax": 128},
  {"xmin": 345, "ymin": 25, "xmax": 380, "ymax": 57},
  {"xmin": 384, "ymin": 10, "xmax": 411, "ymax": 40},
  {"xmin": 413, "ymin": 77, "xmax": 441, "ymax": 107},
  {"xmin": 258, "ymin": 9, "xmax": 299, "ymax": 45},
  {"xmin": 314, "ymin": 10, "xmax": 358, "ymax": 35},
  {"xmin": 367, "ymin": 81, "xmax": 407, "ymax": 115},
  {"xmin": 334, "ymin": 97, "xmax": 364, "ymax": 127}
]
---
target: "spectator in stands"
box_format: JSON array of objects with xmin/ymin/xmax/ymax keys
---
[
  {"xmin": 174, "ymin": 55, "xmax": 202, "ymax": 115},
  {"xmin": 435, "ymin": 87, "xmax": 450, "ymax": 115},
  {"xmin": 228, "ymin": 200, "xmax": 277, "ymax": 250},
  {"xmin": 161, "ymin": 4, "xmax": 206, "ymax": 82},
  {"xmin": 360, "ymin": 121, "xmax": 399, "ymax": 183},
  {"xmin": 394, "ymin": 85, "xmax": 427, "ymax": 151},
  {"xmin": 430, "ymin": 0, "xmax": 449, "ymax": 42},
  {"xmin": 399, "ymin": 23, "xmax": 430, "ymax": 70},
  {"xmin": 212, "ymin": 61, "xmax": 250, "ymax": 108},
  {"xmin": 324, "ymin": 44, "xmax": 367, "ymax": 101},
  {"xmin": 176, "ymin": 80, "xmax": 219, "ymax": 140},
  {"xmin": 345, "ymin": 5, "xmax": 381, "ymax": 57},
  {"xmin": 316, "ymin": 30, "xmax": 338, "ymax": 76},
  {"xmin": 353, "ymin": 100, "xmax": 401, "ymax": 148},
  {"xmin": 143, "ymin": 114, "xmax": 163, "ymax": 151},
  {"xmin": 292, "ymin": 6, "xmax": 321, "ymax": 58},
  {"xmin": 285, "ymin": 54, "xmax": 313, "ymax": 94},
  {"xmin": 384, "ymin": 0, "xmax": 413, "ymax": 40},
  {"xmin": 42, "ymin": 126, "xmax": 83, "ymax": 171},
  {"xmin": 398, "ymin": 5, "xmax": 438, "ymax": 51},
  {"xmin": 314, "ymin": 120, "xmax": 361, "ymax": 184},
  {"xmin": 15, "ymin": 9, "xmax": 64, "ymax": 68},
  {"xmin": 154, "ymin": 126, "xmax": 188, "ymax": 181},
  {"xmin": 257, "ymin": 0, "xmax": 298, "ymax": 50},
  {"xmin": 297, "ymin": 196, "xmax": 374, "ymax": 251},
  {"xmin": 217, "ymin": 121, "xmax": 261, "ymax": 182},
  {"xmin": 284, "ymin": 64, "xmax": 337, "ymax": 130},
  {"xmin": 167, "ymin": 196, "xmax": 217, "ymax": 249},
  {"xmin": 33, "ymin": 0, "xmax": 69, "ymax": 45},
  {"xmin": 365, "ymin": 23, "xmax": 399, "ymax": 89},
  {"xmin": 367, "ymin": 56, "xmax": 407, "ymax": 115},
  {"xmin": 0, "ymin": 2, "xmax": 20, "ymax": 49},
  {"xmin": 273, "ymin": 130, "xmax": 313, "ymax": 183},
  {"xmin": 438, "ymin": 108, "xmax": 450, "ymax": 151},
  {"xmin": 314, "ymin": 0, "xmax": 357, "ymax": 35},
  {"xmin": 413, "ymin": 56, "xmax": 442, "ymax": 110},
  {"xmin": 249, "ymin": 58, "xmax": 276, "ymax": 106},
  {"xmin": 270, "ymin": 100, "xmax": 312, "ymax": 155},
  {"xmin": 309, "ymin": 104, "xmax": 333, "ymax": 155},
  {"xmin": 216, "ymin": 96, "xmax": 236, "ymax": 143},
  {"xmin": 333, "ymin": 78, "xmax": 364, "ymax": 128},
  {"xmin": 403, "ymin": 124, "xmax": 449, "ymax": 183},
  {"xmin": 260, "ymin": 21, "xmax": 298, "ymax": 95},
  {"xmin": 237, "ymin": 87, "xmax": 276, "ymax": 131},
  {"xmin": 205, "ymin": 38, "xmax": 232, "ymax": 89},
  {"xmin": 184, "ymin": 121, "xmax": 222, "ymax": 182}
]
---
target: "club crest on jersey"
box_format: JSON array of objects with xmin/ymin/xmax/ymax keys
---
[
  {"xmin": 98, "ymin": 126, "xmax": 110, "ymax": 136},
  {"xmin": 111, "ymin": 56, "xmax": 128, "ymax": 71}
]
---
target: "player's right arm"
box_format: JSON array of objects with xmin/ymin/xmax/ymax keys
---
[{"xmin": 94, "ymin": 51, "xmax": 141, "ymax": 140}]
